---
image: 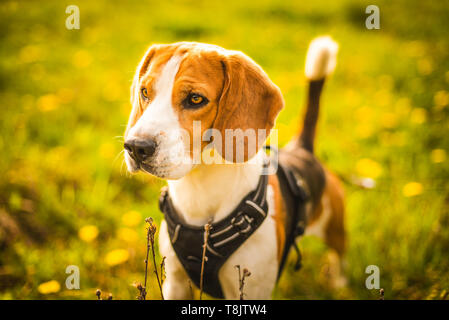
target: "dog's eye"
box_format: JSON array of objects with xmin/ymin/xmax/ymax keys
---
[
  {"xmin": 184, "ymin": 93, "xmax": 208, "ymax": 109},
  {"xmin": 141, "ymin": 87, "xmax": 149, "ymax": 100},
  {"xmin": 190, "ymin": 94, "xmax": 203, "ymax": 104}
]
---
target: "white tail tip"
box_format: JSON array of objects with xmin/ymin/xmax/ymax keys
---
[{"xmin": 305, "ymin": 36, "xmax": 339, "ymax": 81}]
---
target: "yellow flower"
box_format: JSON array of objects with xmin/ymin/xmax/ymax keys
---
[
  {"xmin": 375, "ymin": 90, "xmax": 392, "ymax": 107},
  {"xmin": 381, "ymin": 112, "xmax": 399, "ymax": 129},
  {"xmin": 410, "ymin": 108, "xmax": 427, "ymax": 124},
  {"xmin": 395, "ymin": 97, "xmax": 412, "ymax": 115},
  {"xmin": 57, "ymin": 88, "xmax": 75, "ymax": 104},
  {"xmin": 356, "ymin": 158, "xmax": 382, "ymax": 179},
  {"xmin": 355, "ymin": 123, "xmax": 374, "ymax": 139},
  {"xmin": 355, "ymin": 106, "xmax": 373, "ymax": 122},
  {"xmin": 105, "ymin": 249, "xmax": 129, "ymax": 266},
  {"xmin": 378, "ymin": 75, "xmax": 394, "ymax": 90},
  {"xmin": 434, "ymin": 90, "xmax": 449, "ymax": 110},
  {"xmin": 117, "ymin": 228, "xmax": 138, "ymax": 243},
  {"xmin": 37, "ymin": 94, "xmax": 60, "ymax": 112},
  {"xmin": 38, "ymin": 280, "xmax": 60, "ymax": 294},
  {"xmin": 403, "ymin": 182, "xmax": 423, "ymax": 197},
  {"xmin": 417, "ymin": 58, "xmax": 433, "ymax": 75},
  {"xmin": 19, "ymin": 45, "xmax": 44, "ymax": 63},
  {"xmin": 78, "ymin": 225, "xmax": 99, "ymax": 242},
  {"xmin": 73, "ymin": 50, "xmax": 92, "ymax": 68},
  {"xmin": 431, "ymin": 149, "xmax": 446, "ymax": 163},
  {"xmin": 344, "ymin": 89, "xmax": 361, "ymax": 105},
  {"xmin": 122, "ymin": 210, "xmax": 142, "ymax": 227},
  {"xmin": 405, "ymin": 41, "xmax": 425, "ymax": 58}
]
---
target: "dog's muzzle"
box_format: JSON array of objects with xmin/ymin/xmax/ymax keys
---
[{"xmin": 124, "ymin": 138, "xmax": 157, "ymax": 165}]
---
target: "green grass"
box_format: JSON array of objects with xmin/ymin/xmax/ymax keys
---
[{"xmin": 0, "ymin": 0, "xmax": 448, "ymax": 300}]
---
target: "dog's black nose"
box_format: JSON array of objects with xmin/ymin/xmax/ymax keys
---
[{"xmin": 124, "ymin": 138, "xmax": 157, "ymax": 162}]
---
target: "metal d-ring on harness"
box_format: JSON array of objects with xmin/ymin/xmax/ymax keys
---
[{"xmin": 158, "ymin": 151, "xmax": 309, "ymax": 298}]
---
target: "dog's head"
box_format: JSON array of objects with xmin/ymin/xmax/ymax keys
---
[{"xmin": 124, "ymin": 42, "xmax": 284, "ymax": 179}]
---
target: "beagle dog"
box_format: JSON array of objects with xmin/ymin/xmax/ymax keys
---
[{"xmin": 124, "ymin": 37, "xmax": 345, "ymax": 299}]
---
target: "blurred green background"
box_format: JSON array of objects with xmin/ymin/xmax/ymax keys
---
[{"xmin": 1, "ymin": 0, "xmax": 449, "ymax": 300}]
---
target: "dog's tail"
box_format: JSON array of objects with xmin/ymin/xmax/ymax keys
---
[{"xmin": 298, "ymin": 36, "xmax": 338, "ymax": 153}]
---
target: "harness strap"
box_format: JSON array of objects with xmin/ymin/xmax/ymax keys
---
[
  {"xmin": 159, "ymin": 163, "xmax": 269, "ymax": 299},
  {"xmin": 158, "ymin": 157, "xmax": 309, "ymax": 298},
  {"xmin": 276, "ymin": 161, "xmax": 309, "ymax": 278}
]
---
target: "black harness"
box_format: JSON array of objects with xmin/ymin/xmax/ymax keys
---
[{"xmin": 158, "ymin": 159, "xmax": 308, "ymax": 298}]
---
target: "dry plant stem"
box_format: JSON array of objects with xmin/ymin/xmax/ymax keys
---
[
  {"xmin": 235, "ymin": 265, "xmax": 251, "ymax": 300},
  {"xmin": 199, "ymin": 222, "xmax": 211, "ymax": 300},
  {"xmin": 235, "ymin": 265, "xmax": 242, "ymax": 290},
  {"xmin": 160, "ymin": 256, "xmax": 166, "ymax": 286},
  {"xmin": 136, "ymin": 283, "xmax": 145, "ymax": 300},
  {"xmin": 188, "ymin": 280, "xmax": 194, "ymax": 300},
  {"xmin": 146, "ymin": 217, "xmax": 164, "ymax": 300},
  {"xmin": 151, "ymin": 235, "xmax": 164, "ymax": 300},
  {"xmin": 142, "ymin": 223, "xmax": 151, "ymax": 300}
]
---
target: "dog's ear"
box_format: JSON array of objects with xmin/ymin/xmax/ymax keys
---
[
  {"xmin": 125, "ymin": 45, "xmax": 157, "ymax": 138},
  {"xmin": 214, "ymin": 52, "xmax": 284, "ymax": 162}
]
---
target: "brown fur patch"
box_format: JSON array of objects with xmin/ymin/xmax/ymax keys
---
[
  {"xmin": 125, "ymin": 42, "xmax": 284, "ymax": 163},
  {"xmin": 214, "ymin": 53, "xmax": 284, "ymax": 162},
  {"xmin": 323, "ymin": 171, "xmax": 345, "ymax": 255}
]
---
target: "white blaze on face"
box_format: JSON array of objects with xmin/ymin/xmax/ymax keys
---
[{"xmin": 125, "ymin": 55, "xmax": 194, "ymax": 179}]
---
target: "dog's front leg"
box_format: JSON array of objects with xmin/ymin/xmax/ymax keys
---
[{"xmin": 159, "ymin": 220, "xmax": 192, "ymax": 299}]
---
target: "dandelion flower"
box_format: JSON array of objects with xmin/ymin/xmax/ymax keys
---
[
  {"xmin": 73, "ymin": 50, "xmax": 92, "ymax": 68},
  {"xmin": 37, "ymin": 94, "xmax": 59, "ymax": 112},
  {"xmin": 417, "ymin": 58, "xmax": 433, "ymax": 75},
  {"xmin": 78, "ymin": 225, "xmax": 99, "ymax": 242},
  {"xmin": 410, "ymin": 108, "xmax": 427, "ymax": 124},
  {"xmin": 117, "ymin": 228, "xmax": 138, "ymax": 243},
  {"xmin": 105, "ymin": 249, "xmax": 129, "ymax": 266},
  {"xmin": 122, "ymin": 210, "xmax": 142, "ymax": 227},
  {"xmin": 38, "ymin": 280, "xmax": 60, "ymax": 294},
  {"xmin": 431, "ymin": 149, "xmax": 446, "ymax": 163},
  {"xmin": 355, "ymin": 124, "xmax": 374, "ymax": 139},
  {"xmin": 434, "ymin": 90, "xmax": 449, "ymax": 108},
  {"xmin": 403, "ymin": 182, "xmax": 423, "ymax": 197},
  {"xmin": 381, "ymin": 112, "xmax": 399, "ymax": 129},
  {"xmin": 356, "ymin": 158, "xmax": 382, "ymax": 179}
]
